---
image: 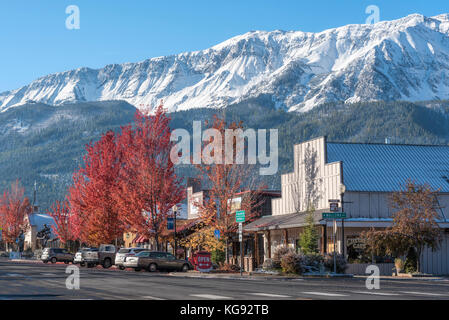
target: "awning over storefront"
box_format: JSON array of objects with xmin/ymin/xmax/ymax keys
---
[
  {"xmin": 244, "ymin": 215, "xmax": 449, "ymax": 231},
  {"xmin": 243, "ymin": 210, "xmax": 327, "ymax": 232},
  {"xmin": 133, "ymin": 235, "xmax": 149, "ymax": 243}
]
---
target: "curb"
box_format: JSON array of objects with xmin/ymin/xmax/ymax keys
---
[{"xmin": 167, "ymin": 272, "xmax": 353, "ymax": 280}]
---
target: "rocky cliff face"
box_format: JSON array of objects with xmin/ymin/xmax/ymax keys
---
[{"xmin": 2, "ymin": 13, "xmax": 449, "ymax": 113}]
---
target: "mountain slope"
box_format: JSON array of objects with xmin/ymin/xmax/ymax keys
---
[
  {"xmin": 2, "ymin": 14, "xmax": 449, "ymax": 113},
  {"xmin": 1, "ymin": 99, "xmax": 448, "ymax": 211}
]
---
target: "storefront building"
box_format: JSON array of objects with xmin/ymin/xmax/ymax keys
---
[{"xmin": 245, "ymin": 137, "xmax": 449, "ymax": 274}]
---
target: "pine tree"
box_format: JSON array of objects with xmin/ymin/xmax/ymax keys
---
[{"xmin": 298, "ymin": 208, "xmax": 319, "ymax": 255}]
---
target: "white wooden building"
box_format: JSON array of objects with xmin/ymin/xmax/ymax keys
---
[{"xmin": 244, "ymin": 136, "xmax": 449, "ymax": 275}]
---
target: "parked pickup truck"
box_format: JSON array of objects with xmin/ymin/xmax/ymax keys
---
[
  {"xmin": 82, "ymin": 244, "xmax": 117, "ymax": 268},
  {"xmin": 73, "ymin": 247, "xmax": 98, "ymax": 266}
]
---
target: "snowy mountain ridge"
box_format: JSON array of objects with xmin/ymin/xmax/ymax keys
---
[{"xmin": 2, "ymin": 13, "xmax": 449, "ymax": 113}]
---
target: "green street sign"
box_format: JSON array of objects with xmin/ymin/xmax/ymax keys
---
[
  {"xmin": 322, "ymin": 212, "xmax": 347, "ymax": 219},
  {"xmin": 236, "ymin": 210, "xmax": 246, "ymax": 223}
]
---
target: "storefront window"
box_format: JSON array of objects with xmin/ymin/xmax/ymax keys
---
[{"xmin": 346, "ymin": 235, "xmax": 395, "ymax": 263}]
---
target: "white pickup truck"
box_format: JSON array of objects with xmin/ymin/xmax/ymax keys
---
[{"xmin": 82, "ymin": 244, "xmax": 117, "ymax": 268}]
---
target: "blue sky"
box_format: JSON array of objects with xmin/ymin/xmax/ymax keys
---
[{"xmin": 0, "ymin": 0, "xmax": 448, "ymax": 92}]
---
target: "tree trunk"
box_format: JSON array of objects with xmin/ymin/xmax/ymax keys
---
[
  {"xmin": 155, "ymin": 234, "xmax": 160, "ymax": 251},
  {"xmin": 416, "ymin": 247, "xmax": 422, "ymax": 274},
  {"xmin": 225, "ymin": 238, "xmax": 229, "ymax": 264}
]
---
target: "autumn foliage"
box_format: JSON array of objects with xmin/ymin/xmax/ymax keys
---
[
  {"xmin": 67, "ymin": 104, "xmax": 184, "ymax": 247},
  {"xmin": 0, "ymin": 180, "xmax": 31, "ymax": 246},
  {"xmin": 362, "ymin": 180, "xmax": 442, "ymax": 272},
  {"xmin": 68, "ymin": 131, "xmax": 124, "ymax": 245},
  {"xmin": 194, "ymin": 115, "xmax": 265, "ymax": 258},
  {"xmin": 114, "ymin": 105, "xmax": 184, "ymax": 249},
  {"xmin": 47, "ymin": 200, "xmax": 77, "ymax": 245}
]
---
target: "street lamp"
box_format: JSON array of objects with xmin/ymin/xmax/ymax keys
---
[{"xmin": 173, "ymin": 205, "xmax": 178, "ymax": 258}]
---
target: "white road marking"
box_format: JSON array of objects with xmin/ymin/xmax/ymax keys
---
[
  {"xmin": 248, "ymin": 293, "xmax": 291, "ymax": 298},
  {"xmin": 352, "ymin": 291, "xmax": 400, "ymax": 296},
  {"xmin": 41, "ymin": 273, "xmax": 57, "ymax": 276},
  {"xmin": 401, "ymin": 291, "xmax": 446, "ymax": 297},
  {"xmin": 143, "ymin": 295, "xmax": 166, "ymax": 300},
  {"xmin": 303, "ymin": 291, "xmax": 348, "ymax": 297},
  {"xmin": 190, "ymin": 294, "xmax": 233, "ymax": 300},
  {"xmin": 5, "ymin": 273, "xmax": 22, "ymax": 277}
]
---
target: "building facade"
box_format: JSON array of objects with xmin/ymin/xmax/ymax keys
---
[{"xmin": 245, "ymin": 137, "xmax": 449, "ymax": 274}]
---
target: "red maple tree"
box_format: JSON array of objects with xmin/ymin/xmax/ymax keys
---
[
  {"xmin": 115, "ymin": 105, "xmax": 184, "ymax": 250},
  {"xmin": 68, "ymin": 131, "xmax": 124, "ymax": 246},
  {"xmin": 0, "ymin": 180, "xmax": 32, "ymax": 249},
  {"xmin": 47, "ymin": 200, "xmax": 76, "ymax": 245},
  {"xmin": 194, "ymin": 115, "xmax": 265, "ymax": 261}
]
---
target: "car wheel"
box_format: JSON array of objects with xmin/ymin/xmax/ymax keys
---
[
  {"xmin": 135, "ymin": 268, "xmax": 142, "ymax": 272},
  {"xmin": 43, "ymin": 261, "xmax": 48, "ymax": 264},
  {"xmin": 119, "ymin": 266, "xmax": 125, "ymax": 270},
  {"xmin": 148, "ymin": 263, "xmax": 157, "ymax": 272},
  {"xmin": 102, "ymin": 258, "xmax": 112, "ymax": 269},
  {"xmin": 80, "ymin": 262, "xmax": 85, "ymax": 267},
  {"xmin": 50, "ymin": 257, "xmax": 57, "ymax": 264},
  {"xmin": 64, "ymin": 261, "xmax": 69, "ymax": 264},
  {"xmin": 181, "ymin": 264, "xmax": 190, "ymax": 272}
]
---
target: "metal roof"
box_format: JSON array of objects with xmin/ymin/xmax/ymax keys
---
[
  {"xmin": 326, "ymin": 142, "xmax": 449, "ymax": 192},
  {"xmin": 243, "ymin": 210, "xmax": 327, "ymax": 232}
]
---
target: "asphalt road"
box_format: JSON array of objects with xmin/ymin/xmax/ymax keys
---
[{"xmin": 1, "ymin": 260, "xmax": 448, "ymax": 300}]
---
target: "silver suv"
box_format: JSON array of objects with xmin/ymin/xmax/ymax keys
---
[
  {"xmin": 115, "ymin": 247, "xmax": 147, "ymax": 270},
  {"xmin": 41, "ymin": 248, "xmax": 74, "ymax": 264}
]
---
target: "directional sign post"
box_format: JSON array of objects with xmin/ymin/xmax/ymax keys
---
[
  {"xmin": 322, "ymin": 211, "xmax": 346, "ymax": 274},
  {"xmin": 236, "ymin": 210, "xmax": 246, "ymax": 223},
  {"xmin": 235, "ymin": 210, "xmax": 246, "ymax": 276},
  {"xmin": 322, "ymin": 212, "xmax": 346, "ymax": 219}
]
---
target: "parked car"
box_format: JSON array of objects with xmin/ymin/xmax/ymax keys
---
[
  {"xmin": 41, "ymin": 248, "xmax": 74, "ymax": 264},
  {"xmin": 82, "ymin": 244, "xmax": 116, "ymax": 268},
  {"xmin": 73, "ymin": 247, "xmax": 98, "ymax": 266},
  {"xmin": 123, "ymin": 251, "xmax": 193, "ymax": 272},
  {"xmin": 115, "ymin": 247, "xmax": 147, "ymax": 270}
]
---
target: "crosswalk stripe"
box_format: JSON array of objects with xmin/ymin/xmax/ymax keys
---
[
  {"xmin": 248, "ymin": 293, "xmax": 291, "ymax": 298},
  {"xmin": 401, "ymin": 291, "xmax": 445, "ymax": 296},
  {"xmin": 190, "ymin": 294, "xmax": 232, "ymax": 300},
  {"xmin": 303, "ymin": 291, "xmax": 348, "ymax": 297},
  {"xmin": 143, "ymin": 295, "xmax": 166, "ymax": 300},
  {"xmin": 352, "ymin": 291, "xmax": 400, "ymax": 296}
]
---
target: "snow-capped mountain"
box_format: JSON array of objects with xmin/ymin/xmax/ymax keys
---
[{"xmin": 2, "ymin": 13, "xmax": 449, "ymax": 113}]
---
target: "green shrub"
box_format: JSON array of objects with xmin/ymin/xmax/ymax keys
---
[
  {"xmin": 211, "ymin": 249, "xmax": 225, "ymax": 264},
  {"xmin": 324, "ymin": 254, "xmax": 347, "ymax": 274},
  {"xmin": 394, "ymin": 258, "xmax": 404, "ymax": 273},
  {"xmin": 300, "ymin": 253, "xmax": 324, "ymax": 273},
  {"xmin": 280, "ymin": 251, "xmax": 301, "ymax": 274},
  {"xmin": 272, "ymin": 246, "xmax": 296, "ymax": 269},
  {"xmin": 404, "ymin": 247, "xmax": 418, "ymax": 273}
]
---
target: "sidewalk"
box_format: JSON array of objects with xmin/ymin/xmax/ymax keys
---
[
  {"xmin": 168, "ymin": 271, "xmax": 353, "ymax": 280},
  {"xmin": 353, "ymin": 274, "xmax": 449, "ymax": 281}
]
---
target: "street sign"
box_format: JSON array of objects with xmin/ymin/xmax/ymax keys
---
[
  {"xmin": 328, "ymin": 199, "xmax": 340, "ymax": 203},
  {"xmin": 322, "ymin": 212, "xmax": 346, "ymax": 219},
  {"xmin": 214, "ymin": 229, "xmax": 220, "ymax": 239},
  {"xmin": 167, "ymin": 217, "xmax": 174, "ymax": 230},
  {"xmin": 236, "ymin": 210, "xmax": 245, "ymax": 223},
  {"xmin": 238, "ymin": 223, "xmax": 243, "ymax": 242},
  {"xmin": 330, "ymin": 202, "xmax": 339, "ymax": 212}
]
